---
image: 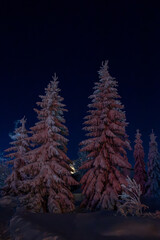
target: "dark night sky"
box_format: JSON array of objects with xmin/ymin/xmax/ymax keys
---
[{"xmin": 0, "ymin": 1, "xmax": 160, "ymax": 165}]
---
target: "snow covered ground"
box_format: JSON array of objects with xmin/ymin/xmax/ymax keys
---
[
  {"xmin": 1, "ymin": 200, "xmax": 160, "ymax": 240},
  {"xmin": 0, "ymin": 206, "xmax": 14, "ymax": 240},
  {"xmin": 15, "ymin": 210, "xmax": 160, "ymax": 239}
]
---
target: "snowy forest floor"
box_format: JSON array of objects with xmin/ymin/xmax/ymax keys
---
[
  {"xmin": 0, "ymin": 206, "xmax": 13, "ymax": 240},
  {"xmin": 1, "ymin": 201, "xmax": 160, "ymax": 240}
]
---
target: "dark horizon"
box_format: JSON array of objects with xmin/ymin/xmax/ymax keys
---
[{"xmin": 0, "ymin": 1, "xmax": 160, "ymax": 166}]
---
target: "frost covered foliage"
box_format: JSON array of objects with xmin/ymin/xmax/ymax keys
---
[
  {"xmin": 19, "ymin": 74, "xmax": 78, "ymax": 213},
  {"xmin": 133, "ymin": 129, "xmax": 146, "ymax": 194},
  {"xmin": 0, "ymin": 155, "xmax": 10, "ymax": 188},
  {"xmin": 118, "ymin": 176, "xmax": 148, "ymax": 216},
  {"xmin": 145, "ymin": 130, "xmax": 160, "ymax": 197},
  {"xmin": 80, "ymin": 61, "xmax": 131, "ymax": 210},
  {"xmin": 2, "ymin": 117, "xmax": 30, "ymax": 196},
  {"xmin": 73, "ymin": 149, "xmax": 87, "ymax": 176},
  {"xmin": 143, "ymin": 210, "xmax": 160, "ymax": 219}
]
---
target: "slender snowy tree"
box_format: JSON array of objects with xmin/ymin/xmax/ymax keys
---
[
  {"xmin": 145, "ymin": 130, "xmax": 160, "ymax": 197},
  {"xmin": 73, "ymin": 149, "xmax": 87, "ymax": 174},
  {"xmin": 80, "ymin": 61, "xmax": 131, "ymax": 210},
  {"xmin": 2, "ymin": 117, "xmax": 30, "ymax": 196},
  {"xmin": 19, "ymin": 74, "xmax": 78, "ymax": 213},
  {"xmin": 133, "ymin": 129, "xmax": 146, "ymax": 194},
  {"xmin": 0, "ymin": 152, "xmax": 10, "ymax": 189}
]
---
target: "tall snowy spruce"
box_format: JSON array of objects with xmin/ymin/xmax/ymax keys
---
[
  {"xmin": 145, "ymin": 130, "xmax": 160, "ymax": 197},
  {"xmin": 80, "ymin": 61, "xmax": 131, "ymax": 210},
  {"xmin": 2, "ymin": 117, "xmax": 30, "ymax": 196},
  {"xmin": 133, "ymin": 129, "xmax": 146, "ymax": 194},
  {"xmin": 19, "ymin": 74, "xmax": 78, "ymax": 213}
]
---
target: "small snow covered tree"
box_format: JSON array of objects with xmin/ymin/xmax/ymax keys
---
[
  {"xmin": 80, "ymin": 61, "xmax": 131, "ymax": 210},
  {"xmin": 118, "ymin": 176, "xmax": 148, "ymax": 216},
  {"xmin": 145, "ymin": 130, "xmax": 160, "ymax": 197},
  {"xmin": 73, "ymin": 149, "xmax": 87, "ymax": 175},
  {"xmin": 2, "ymin": 117, "xmax": 30, "ymax": 196},
  {"xmin": 133, "ymin": 129, "xmax": 146, "ymax": 194},
  {"xmin": 19, "ymin": 74, "xmax": 78, "ymax": 213},
  {"xmin": 0, "ymin": 153, "xmax": 10, "ymax": 189}
]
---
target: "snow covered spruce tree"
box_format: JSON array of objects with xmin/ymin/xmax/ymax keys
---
[
  {"xmin": 80, "ymin": 61, "xmax": 131, "ymax": 210},
  {"xmin": 145, "ymin": 130, "xmax": 160, "ymax": 197},
  {"xmin": 19, "ymin": 74, "xmax": 78, "ymax": 213},
  {"xmin": 2, "ymin": 117, "xmax": 30, "ymax": 196},
  {"xmin": 133, "ymin": 129, "xmax": 146, "ymax": 194}
]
